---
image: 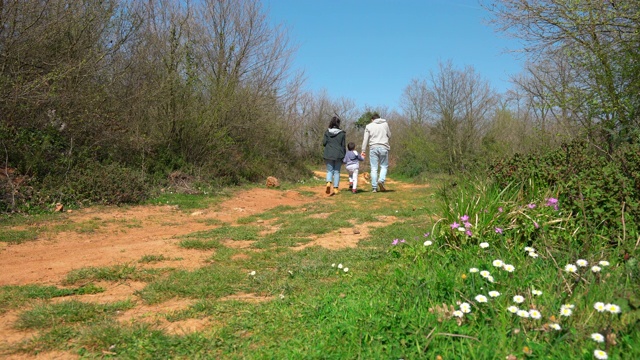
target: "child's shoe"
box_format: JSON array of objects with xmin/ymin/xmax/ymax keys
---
[
  {"xmin": 352, "ymin": 189, "xmax": 357, "ymax": 194},
  {"xmin": 378, "ymin": 181, "xmax": 386, "ymax": 192},
  {"xmin": 325, "ymin": 182, "xmax": 331, "ymax": 194},
  {"xmin": 333, "ymin": 188, "xmax": 340, "ymax": 195}
]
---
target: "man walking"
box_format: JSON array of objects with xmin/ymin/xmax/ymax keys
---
[{"xmin": 361, "ymin": 112, "xmax": 391, "ymax": 192}]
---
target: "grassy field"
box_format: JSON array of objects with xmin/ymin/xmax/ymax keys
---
[{"xmin": 1, "ymin": 174, "xmax": 638, "ymax": 359}]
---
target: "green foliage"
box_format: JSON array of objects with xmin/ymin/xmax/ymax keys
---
[
  {"xmin": 355, "ymin": 111, "xmax": 377, "ymax": 129},
  {"xmin": 489, "ymin": 139, "xmax": 640, "ymax": 239}
]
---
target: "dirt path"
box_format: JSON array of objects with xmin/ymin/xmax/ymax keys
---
[{"xmin": 0, "ymin": 172, "xmax": 426, "ymax": 358}]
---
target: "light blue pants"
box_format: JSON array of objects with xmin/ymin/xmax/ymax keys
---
[
  {"xmin": 369, "ymin": 146, "xmax": 388, "ymax": 189},
  {"xmin": 325, "ymin": 160, "xmax": 342, "ymax": 188}
]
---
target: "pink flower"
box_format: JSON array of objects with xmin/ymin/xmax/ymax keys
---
[
  {"xmin": 392, "ymin": 239, "xmax": 399, "ymax": 245},
  {"xmin": 495, "ymin": 227, "xmax": 503, "ymax": 234},
  {"xmin": 460, "ymin": 215, "xmax": 469, "ymax": 222},
  {"xmin": 465, "ymin": 230, "xmax": 473, "ymax": 237},
  {"xmin": 450, "ymin": 222, "xmax": 460, "ymax": 230},
  {"xmin": 464, "ymin": 221, "xmax": 472, "ymax": 228},
  {"xmin": 533, "ymin": 221, "xmax": 539, "ymax": 229},
  {"xmin": 424, "ymin": 232, "xmax": 430, "ymax": 237},
  {"xmin": 498, "ymin": 207, "xmax": 503, "ymax": 213},
  {"xmin": 528, "ymin": 203, "xmax": 536, "ymax": 209}
]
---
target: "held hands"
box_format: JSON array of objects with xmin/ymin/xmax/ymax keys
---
[{"xmin": 361, "ymin": 152, "xmax": 366, "ymax": 158}]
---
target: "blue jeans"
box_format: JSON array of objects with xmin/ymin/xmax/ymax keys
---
[
  {"xmin": 369, "ymin": 146, "xmax": 388, "ymax": 189},
  {"xmin": 325, "ymin": 160, "xmax": 342, "ymax": 188}
]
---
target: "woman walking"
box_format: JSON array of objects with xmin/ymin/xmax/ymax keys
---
[{"xmin": 322, "ymin": 116, "xmax": 346, "ymax": 195}]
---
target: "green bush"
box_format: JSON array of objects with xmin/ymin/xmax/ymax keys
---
[{"xmin": 488, "ymin": 139, "xmax": 640, "ymax": 238}]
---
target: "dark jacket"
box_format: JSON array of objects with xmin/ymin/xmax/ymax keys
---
[{"xmin": 323, "ymin": 128, "xmax": 346, "ymax": 161}]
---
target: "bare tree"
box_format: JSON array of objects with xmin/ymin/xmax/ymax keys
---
[
  {"xmin": 426, "ymin": 60, "xmax": 497, "ymax": 172},
  {"xmin": 483, "ymin": 0, "xmax": 640, "ymax": 149}
]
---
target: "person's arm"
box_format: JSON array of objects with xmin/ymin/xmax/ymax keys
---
[
  {"xmin": 322, "ymin": 131, "xmax": 328, "ymax": 147},
  {"xmin": 361, "ymin": 128, "xmax": 370, "ymax": 155}
]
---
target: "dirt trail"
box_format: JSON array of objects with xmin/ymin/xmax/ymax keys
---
[{"xmin": 0, "ymin": 172, "xmax": 425, "ymax": 358}]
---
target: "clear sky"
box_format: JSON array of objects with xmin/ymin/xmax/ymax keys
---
[{"xmin": 264, "ymin": 0, "xmax": 525, "ymax": 112}]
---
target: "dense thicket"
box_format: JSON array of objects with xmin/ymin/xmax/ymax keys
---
[{"xmin": 0, "ymin": 0, "xmax": 310, "ymax": 212}]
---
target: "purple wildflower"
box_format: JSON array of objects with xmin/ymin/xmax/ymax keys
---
[
  {"xmin": 534, "ymin": 221, "xmax": 539, "ymax": 229},
  {"xmin": 424, "ymin": 232, "xmax": 430, "ymax": 237},
  {"xmin": 392, "ymin": 239, "xmax": 399, "ymax": 245},
  {"xmin": 465, "ymin": 230, "xmax": 473, "ymax": 237},
  {"xmin": 450, "ymin": 222, "xmax": 460, "ymax": 230},
  {"xmin": 546, "ymin": 198, "xmax": 559, "ymax": 211},
  {"xmin": 460, "ymin": 214, "xmax": 469, "ymax": 222},
  {"xmin": 495, "ymin": 227, "xmax": 503, "ymax": 234},
  {"xmin": 400, "ymin": 239, "xmax": 406, "ymax": 243},
  {"xmin": 464, "ymin": 221, "xmax": 472, "ymax": 229},
  {"xmin": 528, "ymin": 203, "xmax": 536, "ymax": 209},
  {"xmin": 498, "ymin": 207, "xmax": 503, "ymax": 213}
]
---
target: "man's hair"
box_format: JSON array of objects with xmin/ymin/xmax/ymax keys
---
[
  {"xmin": 347, "ymin": 142, "xmax": 356, "ymax": 151},
  {"xmin": 371, "ymin": 112, "xmax": 380, "ymax": 120}
]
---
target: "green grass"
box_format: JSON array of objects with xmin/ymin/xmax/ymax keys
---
[
  {"xmin": 0, "ymin": 284, "xmax": 104, "ymax": 314},
  {"xmin": 2, "ymin": 174, "xmax": 638, "ymax": 359},
  {"xmin": 15, "ymin": 300, "xmax": 133, "ymax": 330},
  {"xmin": 64, "ymin": 264, "xmax": 161, "ymax": 285},
  {"xmin": 0, "ymin": 228, "xmax": 39, "ymax": 244}
]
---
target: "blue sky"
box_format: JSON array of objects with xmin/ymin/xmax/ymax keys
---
[{"xmin": 264, "ymin": 0, "xmax": 525, "ymax": 111}]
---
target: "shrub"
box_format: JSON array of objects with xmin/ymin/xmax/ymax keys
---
[{"xmin": 488, "ymin": 139, "xmax": 640, "ymax": 239}]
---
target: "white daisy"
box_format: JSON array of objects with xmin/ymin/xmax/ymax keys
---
[
  {"xmin": 488, "ymin": 291, "xmax": 500, "ymax": 298},
  {"xmin": 475, "ymin": 295, "xmax": 488, "ymax": 303},
  {"xmin": 549, "ymin": 323, "xmax": 561, "ymax": 330},
  {"xmin": 594, "ymin": 302, "xmax": 606, "ymax": 312},
  {"xmin": 513, "ymin": 295, "xmax": 525, "ymax": 304},
  {"xmin": 564, "ymin": 264, "xmax": 577, "ymax": 273},
  {"xmin": 250, "ymin": 271, "xmax": 256, "ymax": 276},
  {"xmin": 343, "ymin": 267, "xmax": 349, "ymax": 272},
  {"xmin": 517, "ymin": 309, "xmax": 530, "ymax": 318},
  {"xmin": 528, "ymin": 251, "xmax": 539, "ymax": 258},
  {"xmin": 599, "ymin": 260, "xmax": 610, "ymax": 267},
  {"xmin": 453, "ymin": 310, "xmax": 464, "ymax": 318},
  {"xmin": 560, "ymin": 307, "xmax": 573, "ymax": 317},
  {"xmin": 492, "ymin": 259, "xmax": 504, "ymax": 267},
  {"xmin": 591, "ymin": 333, "xmax": 605, "ymax": 343},
  {"xmin": 424, "ymin": 240, "xmax": 433, "ymax": 246},
  {"xmin": 479, "ymin": 242, "xmax": 489, "ymax": 249},
  {"xmin": 460, "ymin": 302, "xmax": 471, "ymax": 313},
  {"xmin": 529, "ymin": 309, "xmax": 542, "ymax": 319},
  {"xmin": 524, "ymin": 246, "xmax": 536, "ymax": 252},
  {"xmin": 486, "ymin": 276, "xmax": 495, "ymax": 283},
  {"xmin": 469, "ymin": 268, "xmax": 479, "ymax": 273},
  {"xmin": 606, "ymin": 303, "xmax": 621, "ymax": 314},
  {"xmin": 480, "ymin": 270, "xmax": 490, "ymax": 278},
  {"xmin": 503, "ymin": 264, "xmax": 515, "ymax": 272},
  {"xmin": 591, "ymin": 265, "xmax": 602, "ymax": 273},
  {"xmin": 576, "ymin": 259, "xmax": 588, "ymax": 267},
  {"xmin": 337, "ymin": 263, "xmax": 343, "ymax": 269},
  {"xmin": 532, "ymin": 289, "xmax": 543, "ymax": 296},
  {"xmin": 507, "ymin": 306, "xmax": 519, "ymax": 313},
  {"xmin": 594, "ymin": 349, "xmax": 608, "ymax": 360}
]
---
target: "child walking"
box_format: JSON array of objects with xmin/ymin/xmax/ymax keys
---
[{"xmin": 343, "ymin": 142, "xmax": 365, "ymax": 194}]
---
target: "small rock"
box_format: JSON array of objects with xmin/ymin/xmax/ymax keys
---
[
  {"xmin": 266, "ymin": 176, "xmax": 280, "ymax": 188},
  {"xmin": 191, "ymin": 211, "xmax": 204, "ymax": 216},
  {"xmin": 353, "ymin": 229, "xmax": 360, "ymax": 234}
]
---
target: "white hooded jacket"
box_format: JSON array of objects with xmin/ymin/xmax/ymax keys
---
[{"xmin": 361, "ymin": 118, "xmax": 391, "ymax": 151}]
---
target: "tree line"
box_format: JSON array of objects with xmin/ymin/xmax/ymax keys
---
[{"xmin": 1, "ymin": 0, "xmax": 638, "ymax": 213}]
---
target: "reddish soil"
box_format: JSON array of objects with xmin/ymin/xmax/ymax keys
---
[{"xmin": 0, "ymin": 172, "xmax": 425, "ymax": 359}]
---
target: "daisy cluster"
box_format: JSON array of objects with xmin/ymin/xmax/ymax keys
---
[{"xmin": 331, "ymin": 263, "xmax": 349, "ymax": 273}]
